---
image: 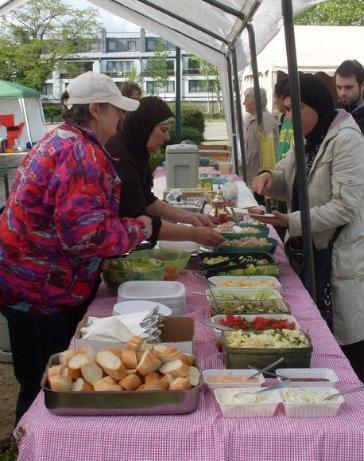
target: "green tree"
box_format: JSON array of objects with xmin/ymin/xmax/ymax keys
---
[
  {"xmin": 0, "ymin": 0, "xmax": 102, "ymax": 90},
  {"xmin": 125, "ymin": 64, "xmax": 144, "ymax": 87},
  {"xmin": 145, "ymin": 40, "xmax": 170, "ymax": 97},
  {"xmin": 190, "ymin": 55, "xmax": 222, "ymax": 113},
  {"xmin": 294, "ymin": 0, "xmax": 364, "ymax": 25}
]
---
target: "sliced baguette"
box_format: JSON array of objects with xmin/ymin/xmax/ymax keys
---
[
  {"xmin": 159, "ymin": 359, "xmax": 191, "ymax": 378},
  {"xmin": 169, "ymin": 377, "xmax": 192, "ymax": 391},
  {"xmin": 152, "ymin": 345, "xmax": 181, "ymax": 363},
  {"xmin": 81, "ymin": 362, "xmax": 103, "ymax": 385},
  {"xmin": 120, "ymin": 349, "xmax": 138, "ymax": 369},
  {"xmin": 120, "ymin": 373, "xmax": 142, "ymax": 391},
  {"xmin": 96, "ymin": 350, "xmax": 127, "ymax": 381},
  {"xmin": 93, "ymin": 376, "xmax": 122, "ymax": 392},
  {"xmin": 59, "ymin": 349, "xmax": 76, "ymax": 366},
  {"xmin": 187, "ymin": 366, "xmax": 201, "ymax": 387},
  {"xmin": 179, "ymin": 353, "xmax": 195, "ymax": 367},
  {"xmin": 67, "ymin": 353, "xmax": 91, "ymax": 380},
  {"xmin": 47, "ymin": 365, "xmax": 65, "ymax": 381},
  {"xmin": 136, "ymin": 350, "xmax": 162, "ymax": 376},
  {"xmin": 144, "ymin": 371, "xmax": 162, "ymax": 384},
  {"xmin": 72, "ymin": 377, "xmax": 93, "ymax": 392},
  {"xmin": 126, "ymin": 336, "xmax": 145, "ymax": 351},
  {"xmin": 49, "ymin": 374, "xmax": 72, "ymax": 392}
]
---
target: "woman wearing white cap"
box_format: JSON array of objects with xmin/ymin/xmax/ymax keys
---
[{"xmin": 0, "ymin": 71, "xmax": 154, "ymax": 423}]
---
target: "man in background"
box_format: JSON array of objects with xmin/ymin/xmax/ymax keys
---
[
  {"xmin": 335, "ymin": 60, "xmax": 364, "ymax": 134},
  {"xmin": 121, "ymin": 81, "xmax": 142, "ymax": 100},
  {"xmin": 243, "ymin": 87, "xmax": 279, "ymax": 185}
]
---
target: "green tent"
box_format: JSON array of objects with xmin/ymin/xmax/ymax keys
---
[
  {"xmin": 0, "ymin": 80, "xmax": 41, "ymax": 99},
  {"xmin": 0, "ymin": 80, "xmax": 45, "ymax": 149}
]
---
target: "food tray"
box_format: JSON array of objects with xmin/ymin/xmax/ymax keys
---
[
  {"xmin": 210, "ymin": 314, "xmax": 300, "ymax": 338},
  {"xmin": 222, "ymin": 331, "xmax": 313, "ymax": 370},
  {"xmin": 280, "ymin": 387, "xmax": 343, "ymax": 417},
  {"xmin": 41, "ymin": 354, "xmax": 201, "ymax": 416},
  {"xmin": 203, "ymin": 369, "xmax": 265, "ymax": 390},
  {"xmin": 217, "ymin": 237, "xmax": 278, "ymax": 255},
  {"xmin": 208, "ymin": 276, "xmax": 282, "ymax": 291},
  {"xmin": 209, "ymin": 298, "xmax": 290, "ymax": 316},
  {"xmin": 220, "ymin": 227, "xmax": 269, "ymax": 240},
  {"xmin": 199, "ymin": 252, "xmax": 275, "ymax": 268},
  {"xmin": 214, "ymin": 387, "xmax": 281, "ymax": 417},
  {"xmin": 276, "ymin": 368, "xmax": 339, "ymax": 388}
]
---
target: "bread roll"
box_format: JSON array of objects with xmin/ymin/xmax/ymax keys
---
[
  {"xmin": 136, "ymin": 350, "xmax": 162, "ymax": 376},
  {"xmin": 49, "ymin": 375, "xmax": 72, "ymax": 392},
  {"xmin": 126, "ymin": 336, "xmax": 145, "ymax": 351},
  {"xmin": 120, "ymin": 373, "xmax": 142, "ymax": 391},
  {"xmin": 59, "ymin": 349, "xmax": 76, "ymax": 366},
  {"xmin": 67, "ymin": 353, "xmax": 91, "ymax": 380},
  {"xmin": 120, "ymin": 349, "xmax": 138, "ymax": 369},
  {"xmin": 96, "ymin": 350, "xmax": 127, "ymax": 381},
  {"xmin": 72, "ymin": 377, "xmax": 93, "ymax": 392},
  {"xmin": 76, "ymin": 345, "xmax": 96, "ymax": 362},
  {"xmin": 93, "ymin": 376, "xmax": 122, "ymax": 392},
  {"xmin": 159, "ymin": 359, "xmax": 191, "ymax": 378},
  {"xmin": 47, "ymin": 365, "xmax": 65, "ymax": 381},
  {"xmin": 169, "ymin": 377, "xmax": 192, "ymax": 390},
  {"xmin": 81, "ymin": 362, "xmax": 103, "ymax": 385}
]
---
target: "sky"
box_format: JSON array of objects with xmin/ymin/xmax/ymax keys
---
[{"xmin": 69, "ymin": 0, "xmax": 140, "ymax": 32}]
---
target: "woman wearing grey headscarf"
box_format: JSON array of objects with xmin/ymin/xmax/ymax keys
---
[{"xmin": 252, "ymin": 74, "xmax": 364, "ymax": 382}]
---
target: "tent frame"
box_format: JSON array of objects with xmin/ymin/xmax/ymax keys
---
[{"xmin": 127, "ymin": 0, "xmax": 316, "ymax": 299}]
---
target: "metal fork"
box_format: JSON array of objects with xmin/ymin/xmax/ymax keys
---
[
  {"xmin": 233, "ymin": 379, "xmax": 291, "ymax": 400},
  {"xmin": 247, "ymin": 357, "xmax": 285, "ymax": 380}
]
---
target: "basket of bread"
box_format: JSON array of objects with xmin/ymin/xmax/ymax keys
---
[{"xmin": 42, "ymin": 335, "xmax": 201, "ymax": 416}]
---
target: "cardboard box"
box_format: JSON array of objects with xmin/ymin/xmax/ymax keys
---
[{"xmin": 74, "ymin": 315, "xmax": 194, "ymax": 354}]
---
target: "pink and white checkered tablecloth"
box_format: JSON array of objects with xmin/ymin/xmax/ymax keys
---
[{"xmin": 16, "ymin": 235, "xmax": 364, "ymax": 461}]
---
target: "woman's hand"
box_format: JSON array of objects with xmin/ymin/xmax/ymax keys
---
[
  {"xmin": 188, "ymin": 213, "xmax": 215, "ymax": 227},
  {"xmin": 137, "ymin": 215, "xmax": 152, "ymax": 239},
  {"xmin": 252, "ymin": 173, "xmax": 272, "ymax": 195},
  {"xmin": 191, "ymin": 227, "xmax": 225, "ymax": 247}
]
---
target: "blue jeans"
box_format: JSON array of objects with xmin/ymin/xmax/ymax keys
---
[{"xmin": 1, "ymin": 305, "xmax": 88, "ymax": 424}]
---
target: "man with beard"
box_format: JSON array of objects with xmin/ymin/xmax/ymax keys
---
[{"xmin": 335, "ymin": 60, "xmax": 364, "ymax": 134}]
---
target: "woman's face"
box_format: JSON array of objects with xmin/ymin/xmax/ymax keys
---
[
  {"xmin": 284, "ymin": 96, "xmax": 319, "ymax": 135},
  {"xmin": 147, "ymin": 123, "xmax": 171, "ymax": 152},
  {"xmin": 89, "ymin": 103, "xmax": 124, "ymax": 144}
]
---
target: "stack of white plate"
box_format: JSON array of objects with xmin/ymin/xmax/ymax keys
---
[{"xmin": 117, "ymin": 281, "xmax": 187, "ymax": 316}]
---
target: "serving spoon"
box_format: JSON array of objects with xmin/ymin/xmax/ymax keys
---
[{"xmin": 323, "ymin": 384, "xmax": 364, "ymax": 401}]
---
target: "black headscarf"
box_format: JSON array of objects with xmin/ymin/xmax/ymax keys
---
[
  {"xmin": 284, "ymin": 73, "xmax": 337, "ymax": 173},
  {"xmin": 285, "ymin": 74, "xmax": 337, "ymax": 213},
  {"xmin": 122, "ymin": 96, "xmax": 174, "ymax": 156}
]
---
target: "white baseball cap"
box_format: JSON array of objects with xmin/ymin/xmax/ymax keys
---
[{"xmin": 64, "ymin": 71, "xmax": 139, "ymax": 112}]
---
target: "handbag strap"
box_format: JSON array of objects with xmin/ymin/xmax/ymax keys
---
[{"xmin": 328, "ymin": 225, "xmax": 345, "ymax": 250}]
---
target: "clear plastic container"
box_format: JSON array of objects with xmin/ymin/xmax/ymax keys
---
[
  {"xmin": 203, "ymin": 369, "xmax": 265, "ymax": 390},
  {"xmin": 222, "ymin": 178, "xmax": 238, "ymax": 207},
  {"xmin": 276, "ymin": 368, "xmax": 339, "ymax": 388},
  {"xmin": 214, "ymin": 387, "xmax": 281, "ymax": 417},
  {"xmin": 280, "ymin": 387, "xmax": 344, "ymax": 417}
]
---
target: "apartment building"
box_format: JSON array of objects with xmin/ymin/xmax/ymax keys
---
[{"xmin": 42, "ymin": 29, "xmax": 220, "ymax": 111}]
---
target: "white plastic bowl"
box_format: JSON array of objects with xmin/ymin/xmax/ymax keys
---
[
  {"xmin": 203, "ymin": 369, "xmax": 265, "ymax": 390},
  {"xmin": 214, "ymin": 387, "xmax": 281, "ymax": 417},
  {"xmin": 276, "ymin": 368, "xmax": 338, "ymax": 388},
  {"xmin": 158, "ymin": 240, "xmax": 200, "ymax": 253},
  {"xmin": 280, "ymin": 387, "xmax": 344, "ymax": 417}
]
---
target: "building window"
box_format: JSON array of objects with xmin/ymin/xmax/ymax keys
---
[
  {"xmin": 108, "ymin": 40, "xmax": 117, "ymax": 52},
  {"xmin": 128, "ymin": 40, "xmax": 136, "ymax": 51},
  {"xmin": 146, "ymin": 38, "xmax": 156, "ymax": 51},
  {"xmin": 189, "ymin": 80, "xmax": 215, "ymax": 93},
  {"xmin": 146, "ymin": 81, "xmax": 175, "ymax": 94},
  {"xmin": 106, "ymin": 60, "xmax": 135, "ymax": 77},
  {"xmin": 43, "ymin": 83, "xmax": 53, "ymax": 96}
]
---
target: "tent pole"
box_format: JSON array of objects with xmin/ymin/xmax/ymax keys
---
[
  {"xmin": 281, "ymin": 0, "xmax": 316, "ymax": 301},
  {"xmin": 246, "ymin": 24, "xmax": 263, "ymax": 127},
  {"xmin": 20, "ymin": 98, "xmax": 33, "ymax": 147},
  {"xmin": 231, "ymin": 46, "xmax": 247, "ymax": 182},
  {"xmin": 175, "ymin": 46, "xmax": 182, "ymax": 143},
  {"xmin": 226, "ymin": 57, "xmax": 239, "ymax": 174}
]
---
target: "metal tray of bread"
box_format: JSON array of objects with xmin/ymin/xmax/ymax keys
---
[{"xmin": 41, "ymin": 353, "xmax": 201, "ymax": 416}]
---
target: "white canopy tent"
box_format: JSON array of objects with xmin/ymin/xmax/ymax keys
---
[
  {"xmin": 0, "ymin": 0, "xmax": 326, "ymax": 296},
  {"xmin": 0, "ymin": 0, "xmax": 325, "ymax": 166},
  {"xmin": 243, "ymin": 25, "xmax": 364, "ymax": 110}
]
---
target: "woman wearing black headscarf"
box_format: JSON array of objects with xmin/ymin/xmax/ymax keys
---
[
  {"xmin": 106, "ymin": 96, "xmax": 224, "ymax": 247},
  {"xmin": 252, "ymin": 74, "xmax": 364, "ymax": 382}
]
